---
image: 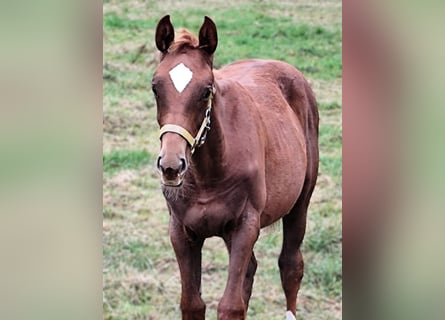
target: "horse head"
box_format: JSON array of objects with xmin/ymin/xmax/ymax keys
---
[{"xmin": 152, "ymin": 15, "xmax": 218, "ymax": 187}]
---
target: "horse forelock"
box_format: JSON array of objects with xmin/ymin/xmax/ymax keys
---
[{"xmin": 169, "ymin": 28, "xmax": 199, "ymax": 53}]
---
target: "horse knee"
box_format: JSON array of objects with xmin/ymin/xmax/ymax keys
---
[
  {"xmin": 278, "ymin": 250, "xmax": 304, "ymax": 281},
  {"xmin": 180, "ymin": 297, "xmax": 206, "ymax": 320},
  {"xmin": 217, "ymin": 303, "xmax": 246, "ymax": 320},
  {"xmin": 278, "ymin": 252, "xmax": 295, "ymax": 271},
  {"xmin": 218, "ymin": 293, "xmax": 246, "ymax": 320},
  {"xmin": 296, "ymin": 250, "xmax": 304, "ymax": 280}
]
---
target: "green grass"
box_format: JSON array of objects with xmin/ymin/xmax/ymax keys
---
[
  {"xmin": 103, "ymin": 150, "xmax": 153, "ymax": 175},
  {"xmin": 103, "ymin": 6, "xmax": 341, "ymax": 80},
  {"xmin": 104, "ymin": 13, "xmax": 153, "ymax": 30},
  {"xmin": 319, "ymin": 101, "xmax": 342, "ymax": 111},
  {"xmin": 103, "ymin": 1, "xmax": 342, "ymax": 319}
]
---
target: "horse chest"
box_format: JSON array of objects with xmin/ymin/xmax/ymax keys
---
[
  {"xmin": 170, "ymin": 191, "xmax": 247, "ymax": 237},
  {"xmin": 186, "ymin": 203, "xmax": 227, "ymax": 235}
]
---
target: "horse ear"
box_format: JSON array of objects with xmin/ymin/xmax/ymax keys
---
[
  {"xmin": 198, "ymin": 16, "xmax": 218, "ymax": 55},
  {"xmin": 155, "ymin": 15, "xmax": 175, "ymax": 53}
]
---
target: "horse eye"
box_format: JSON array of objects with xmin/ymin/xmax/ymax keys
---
[{"xmin": 202, "ymin": 87, "xmax": 212, "ymax": 100}]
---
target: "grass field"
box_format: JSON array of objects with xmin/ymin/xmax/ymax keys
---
[{"xmin": 103, "ymin": 1, "xmax": 342, "ymax": 319}]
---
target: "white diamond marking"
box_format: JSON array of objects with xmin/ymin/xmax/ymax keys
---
[{"xmin": 169, "ymin": 63, "xmax": 193, "ymax": 93}]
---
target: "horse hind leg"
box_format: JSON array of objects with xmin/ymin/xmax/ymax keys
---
[
  {"xmin": 278, "ymin": 196, "xmax": 310, "ymax": 318},
  {"xmin": 280, "ymin": 68, "xmax": 318, "ymax": 319},
  {"xmin": 280, "ymin": 128, "xmax": 318, "ymax": 318}
]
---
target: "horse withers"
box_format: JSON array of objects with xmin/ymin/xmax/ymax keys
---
[{"xmin": 152, "ymin": 15, "xmax": 319, "ymax": 320}]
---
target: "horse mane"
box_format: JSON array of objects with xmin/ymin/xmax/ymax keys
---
[{"xmin": 169, "ymin": 28, "xmax": 199, "ymax": 53}]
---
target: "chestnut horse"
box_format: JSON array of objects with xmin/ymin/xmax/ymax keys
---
[{"xmin": 152, "ymin": 15, "xmax": 318, "ymax": 320}]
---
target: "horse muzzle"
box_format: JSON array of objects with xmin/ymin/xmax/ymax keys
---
[{"xmin": 156, "ymin": 153, "xmax": 187, "ymax": 187}]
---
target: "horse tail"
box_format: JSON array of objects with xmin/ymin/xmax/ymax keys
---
[{"xmin": 302, "ymin": 79, "xmax": 319, "ymax": 199}]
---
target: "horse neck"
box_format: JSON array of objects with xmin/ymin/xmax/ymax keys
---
[{"xmin": 190, "ymin": 94, "xmax": 227, "ymax": 182}]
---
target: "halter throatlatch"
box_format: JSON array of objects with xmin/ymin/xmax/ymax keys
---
[{"xmin": 159, "ymin": 85, "xmax": 215, "ymax": 154}]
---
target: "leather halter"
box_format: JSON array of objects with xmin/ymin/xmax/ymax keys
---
[{"xmin": 159, "ymin": 85, "xmax": 215, "ymax": 154}]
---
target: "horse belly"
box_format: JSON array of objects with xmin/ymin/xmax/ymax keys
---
[{"xmin": 260, "ymin": 121, "xmax": 307, "ymax": 227}]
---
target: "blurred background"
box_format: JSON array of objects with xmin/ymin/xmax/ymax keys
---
[
  {"xmin": 343, "ymin": 0, "xmax": 445, "ymax": 319},
  {"xmin": 0, "ymin": 0, "xmax": 102, "ymax": 319}
]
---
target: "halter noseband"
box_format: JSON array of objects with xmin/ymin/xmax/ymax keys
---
[{"xmin": 159, "ymin": 85, "xmax": 215, "ymax": 154}]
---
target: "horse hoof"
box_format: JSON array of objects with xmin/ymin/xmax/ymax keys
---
[{"xmin": 286, "ymin": 310, "xmax": 296, "ymax": 320}]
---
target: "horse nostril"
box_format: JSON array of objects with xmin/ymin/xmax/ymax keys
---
[
  {"xmin": 156, "ymin": 156, "xmax": 162, "ymax": 171},
  {"xmin": 179, "ymin": 158, "xmax": 186, "ymax": 173}
]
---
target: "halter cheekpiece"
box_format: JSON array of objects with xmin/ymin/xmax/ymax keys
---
[{"xmin": 159, "ymin": 85, "xmax": 216, "ymax": 154}]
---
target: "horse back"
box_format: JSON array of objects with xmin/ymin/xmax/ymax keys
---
[{"xmin": 217, "ymin": 59, "xmax": 318, "ymax": 137}]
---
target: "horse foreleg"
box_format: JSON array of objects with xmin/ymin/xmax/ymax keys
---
[
  {"xmin": 224, "ymin": 240, "xmax": 258, "ymax": 310},
  {"xmin": 170, "ymin": 217, "xmax": 205, "ymax": 320},
  {"xmin": 218, "ymin": 209, "xmax": 260, "ymax": 320},
  {"xmin": 243, "ymin": 252, "xmax": 257, "ymax": 309}
]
